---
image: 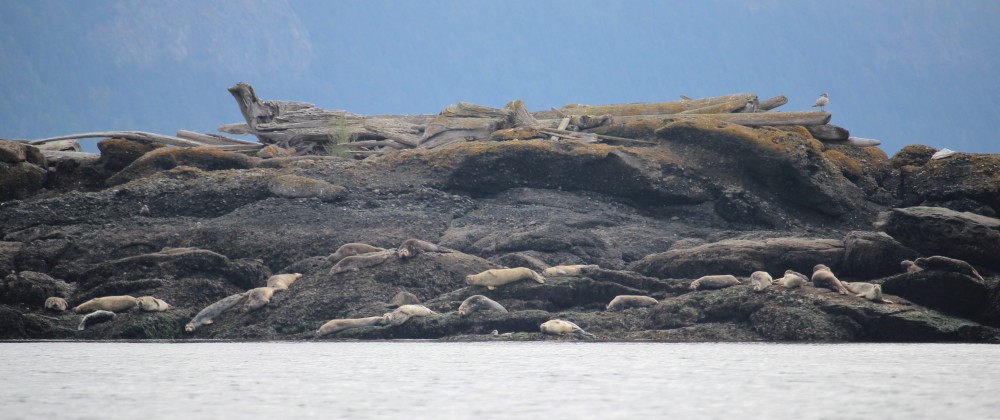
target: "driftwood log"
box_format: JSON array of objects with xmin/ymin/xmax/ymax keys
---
[{"xmin": 225, "ymin": 82, "xmax": 434, "ymax": 154}]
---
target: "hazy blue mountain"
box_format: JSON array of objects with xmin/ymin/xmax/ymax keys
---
[{"xmin": 2, "ymin": 0, "xmax": 997, "ymax": 154}]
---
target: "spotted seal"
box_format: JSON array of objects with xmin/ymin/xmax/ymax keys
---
[
  {"xmin": 466, "ymin": 267, "xmax": 545, "ymax": 290},
  {"xmin": 267, "ymin": 273, "xmax": 303, "ymax": 290},
  {"xmin": 315, "ymin": 316, "xmax": 386, "ymax": 338},
  {"xmin": 329, "ymin": 250, "xmax": 393, "ymax": 275},
  {"xmin": 383, "ymin": 304, "xmax": 437, "ymax": 326},
  {"xmin": 776, "ymin": 270, "xmax": 808, "ymax": 289},
  {"xmin": 606, "ymin": 295, "xmax": 658, "ymax": 311},
  {"xmin": 541, "ymin": 265, "xmax": 598, "ymax": 277},
  {"xmin": 78, "ymin": 310, "xmax": 115, "ymax": 331},
  {"xmin": 914, "ymin": 256, "xmax": 984, "ymax": 282},
  {"xmin": 44, "ymin": 297, "xmax": 69, "ymax": 312},
  {"xmin": 397, "ymin": 238, "xmax": 452, "ymax": 259},
  {"xmin": 457, "ymin": 295, "xmax": 508, "ymax": 316},
  {"xmin": 185, "ymin": 292, "xmax": 246, "ymax": 332},
  {"xmin": 540, "ymin": 319, "xmax": 595, "ymax": 338},
  {"xmin": 689, "ymin": 275, "xmax": 740, "ymax": 291},
  {"xmin": 136, "ymin": 296, "xmax": 172, "ymax": 312},
  {"xmin": 72, "ymin": 296, "xmax": 138, "ymax": 314},
  {"xmin": 811, "ymin": 264, "xmax": 849, "ymax": 295},
  {"xmin": 328, "ymin": 243, "xmax": 385, "ymax": 264},
  {"xmin": 749, "ymin": 271, "xmax": 773, "ymax": 292},
  {"xmin": 842, "ymin": 281, "xmax": 893, "ymax": 304}
]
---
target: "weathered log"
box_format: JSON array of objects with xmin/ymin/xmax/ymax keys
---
[
  {"xmin": 39, "ymin": 150, "xmax": 99, "ymax": 162},
  {"xmin": 540, "ymin": 128, "xmax": 657, "ymax": 145},
  {"xmin": 340, "ymin": 140, "xmax": 407, "ymax": 149},
  {"xmin": 614, "ymin": 110, "xmax": 832, "ymax": 127},
  {"xmin": 226, "ymin": 82, "xmax": 428, "ymax": 154},
  {"xmin": 806, "ymin": 124, "xmax": 850, "ymax": 141},
  {"xmin": 532, "ymin": 93, "xmax": 757, "ymax": 119},
  {"xmin": 33, "ymin": 139, "xmax": 81, "ymax": 152},
  {"xmin": 25, "ymin": 131, "xmax": 206, "ymax": 148},
  {"xmin": 758, "ymin": 95, "xmax": 788, "ymax": 111},
  {"xmin": 679, "ymin": 95, "xmax": 754, "ymax": 114},
  {"xmin": 842, "ymin": 137, "xmax": 882, "ymax": 147},
  {"xmin": 176, "ymin": 130, "xmax": 261, "ymax": 146},
  {"xmin": 506, "ymin": 99, "xmax": 539, "ymax": 127}
]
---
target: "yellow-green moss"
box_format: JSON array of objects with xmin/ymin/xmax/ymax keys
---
[{"xmin": 823, "ymin": 149, "xmax": 863, "ymax": 180}]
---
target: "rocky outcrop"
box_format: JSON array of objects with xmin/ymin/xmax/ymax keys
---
[
  {"xmin": 0, "ymin": 140, "xmax": 47, "ymax": 200},
  {"xmin": 0, "ymin": 130, "xmax": 997, "ymax": 342},
  {"xmin": 630, "ymin": 236, "xmax": 845, "ymax": 279},
  {"xmin": 877, "ymin": 206, "xmax": 1000, "ymax": 270}
]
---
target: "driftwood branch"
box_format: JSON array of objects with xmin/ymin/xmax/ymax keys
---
[
  {"xmin": 25, "ymin": 131, "xmax": 207, "ymax": 148},
  {"xmin": 806, "ymin": 124, "xmax": 850, "ymax": 141}
]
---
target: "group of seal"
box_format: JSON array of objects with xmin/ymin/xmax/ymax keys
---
[
  {"xmin": 327, "ymin": 239, "xmax": 454, "ymax": 275},
  {"xmin": 184, "ymin": 272, "xmax": 303, "ymax": 332}
]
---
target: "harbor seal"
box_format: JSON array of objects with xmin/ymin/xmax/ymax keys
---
[
  {"xmin": 900, "ymin": 260, "xmax": 923, "ymax": 273},
  {"xmin": 540, "ymin": 319, "xmax": 595, "ymax": 338},
  {"xmin": 390, "ymin": 291, "xmax": 421, "ymax": 307},
  {"xmin": 541, "ymin": 265, "xmax": 598, "ymax": 277},
  {"xmin": 466, "ymin": 267, "xmax": 545, "ymax": 290},
  {"xmin": 842, "ymin": 281, "xmax": 893, "ymax": 304},
  {"xmin": 136, "ymin": 296, "xmax": 172, "ymax": 312},
  {"xmin": 383, "ymin": 304, "xmax": 437, "ymax": 326},
  {"xmin": 397, "ymin": 238, "xmax": 452, "ymax": 259},
  {"xmin": 689, "ymin": 275, "xmax": 740, "ymax": 291},
  {"xmin": 606, "ymin": 295, "xmax": 658, "ymax": 311},
  {"xmin": 776, "ymin": 270, "xmax": 808, "ymax": 289},
  {"xmin": 749, "ymin": 271, "xmax": 773, "ymax": 292},
  {"xmin": 185, "ymin": 292, "xmax": 246, "ymax": 332},
  {"xmin": 315, "ymin": 316, "xmax": 386, "ymax": 338},
  {"xmin": 914, "ymin": 256, "xmax": 984, "ymax": 282},
  {"xmin": 811, "ymin": 264, "xmax": 849, "ymax": 295},
  {"xmin": 78, "ymin": 310, "xmax": 116, "ymax": 331},
  {"xmin": 457, "ymin": 295, "xmax": 508, "ymax": 316},
  {"xmin": 44, "ymin": 296, "xmax": 69, "ymax": 312},
  {"xmin": 328, "ymin": 243, "xmax": 385, "ymax": 263},
  {"xmin": 267, "ymin": 273, "xmax": 303, "ymax": 290},
  {"xmin": 329, "ymin": 250, "xmax": 393, "ymax": 275},
  {"xmin": 243, "ymin": 287, "xmax": 276, "ymax": 311},
  {"xmin": 72, "ymin": 295, "xmax": 138, "ymax": 314}
]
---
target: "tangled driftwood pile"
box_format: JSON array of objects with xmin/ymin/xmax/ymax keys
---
[{"xmin": 6, "ymin": 82, "xmax": 880, "ymax": 160}]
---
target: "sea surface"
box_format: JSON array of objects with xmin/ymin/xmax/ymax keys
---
[{"xmin": 1, "ymin": 342, "xmax": 997, "ymax": 419}]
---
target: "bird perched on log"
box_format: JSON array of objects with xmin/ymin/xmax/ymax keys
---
[{"xmin": 812, "ymin": 92, "xmax": 829, "ymax": 110}]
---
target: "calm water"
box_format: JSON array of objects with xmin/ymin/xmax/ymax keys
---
[{"xmin": 1, "ymin": 342, "xmax": 997, "ymax": 419}]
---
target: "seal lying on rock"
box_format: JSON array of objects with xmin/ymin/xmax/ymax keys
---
[
  {"xmin": 397, "ymin": 239, "xmax": 452, "ymax": 259},
  {"xmin": 78, "ymin": 310, "xmax": 115, "ymax": 331},
  {"xmin": 458, "ymin": 295, "xmax": 508, "ymax": 316},
  {"xmin": 185, "ymin": 292, "xmax": 246, "ymax": 332},
  {"xmin": 606, "ymin": 295, "xmax": 658, "ymax": 311},
  {"xmin": 315, "ymin": 316, "xmax": 386, "ymax": 337},
  {"xmin": 914, "ymin": 256, "xmax": 984, "ymax": 282},
  {"xmin": 267, "ymin": 273, "xmax": 303, "ymax": 290},
  {"xmin": 44, "ymin": 297, "xmax": 69, "ymax": 312},
  {"xmin": 811, "ymin": 264, "xmax": 849, "ymax": 295},
  {"xmin": 749, "ymin": 271, "xmax": 773, "ymax": 292},
  {"xmin": 540, "ymin": 319, "xmax": 595, "ymax": 338},
  {"xmin": 842, "ymin": 281, "xmax": 893, "ymax": 303},
  {"xmin": 900, "ymin": 260, "xmax": 923, "ymax": 274},
  {"xmin": 776, "ymin": 270, "xmax": 808, "ymax": 289},
  {"xmin": 328, "ymin": 243, "xmax": 385, "ymax": 263},
  {"xmin": 689, "ymin": 275, "xmax": 740, "ymax": 291},
  {"xmin": 390, "ymin": 291, "xmax": 421, "ymax": 307},
  {"xmin": 243, "ymin": 287, "xmax": 276, "ymax": 311},
  {"xmin": 136, "ymin": 296, "xmax": 171, "ymax": 312},
  {"xmin": 73, "ymin": 296, "xmax": 138, "ymax": 314},
  {"xmin": 541, "ymin": 265, "xmax": 598, "ymax": 277},
  {"xmin": 383, "ymin": 304, "xmax": 437, "ymax": 326},
  {"xmin": 466, "ymin": 267, "xmax": 546, "ymax": 290},
  {"xmin": 329, "ymin": 250, "xmax": 393, "ymax": 275}
]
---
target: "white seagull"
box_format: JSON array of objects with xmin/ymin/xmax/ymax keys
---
[{"xmin": 812, "ymin": 92, "xmax": 829, "ymax": 110}]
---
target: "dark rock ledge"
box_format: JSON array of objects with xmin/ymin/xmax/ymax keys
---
[{"xmin": 1, "ymin": 131, "xmax": 998, "ymax": 343}]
